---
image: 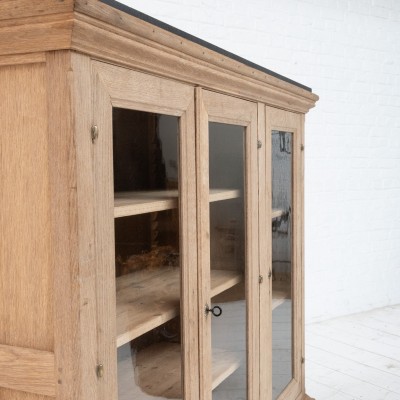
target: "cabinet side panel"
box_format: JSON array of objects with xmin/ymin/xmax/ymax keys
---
[
  {"xmin": 0, "ymin": 388, "xmax": 53, "ymax": 400},
  {"xmin": 0, "ymin": 63, "xmax": 53, "ymax": 351}
]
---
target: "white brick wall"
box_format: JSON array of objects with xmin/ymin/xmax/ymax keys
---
[{"xmin": 119, "ymin": 0, "xmax": 400, "ymax": 322}]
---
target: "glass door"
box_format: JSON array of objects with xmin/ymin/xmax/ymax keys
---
[
  {"xmin": 260, "ymin": 106, "xmax": 304, "ymax": 400},
  {"xmin": 92, "ymin": 62, "xmax": 198, "ymax": 400},
  {"xmin": 197, "ymin": 89, "xmax": 259, "ymax": 400}
]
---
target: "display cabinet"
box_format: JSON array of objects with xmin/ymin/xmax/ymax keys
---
[{"xmin": 0, "ymin": 1, "xmax": 318, "ymax": 400}]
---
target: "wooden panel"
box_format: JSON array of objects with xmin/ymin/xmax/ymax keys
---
[
  {"xmin": 0, "ymin": 345, "xmax": 55, "ymax": 397},
  {"xmin": 0, "ymin": 63, "xmax": 53, "ymax": 351},
  {"xmin": 0, "ymin": 1, "xmax": 74, "ymax": 20},
  {"xmin": 0, "ymin": 18, "xmax": 73, "ymax": 56},
  {"xmin": 93, "ymin": 61, "xmax": 194, "ymax": 114},
  {"xmin": 116, "ymin": 268, "xmax": 243, "ymax": 347}
]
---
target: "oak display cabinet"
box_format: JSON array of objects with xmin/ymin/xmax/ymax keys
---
[{"xmin": 0, "ymin": 1, "xmax": 318, "ymax": 400}]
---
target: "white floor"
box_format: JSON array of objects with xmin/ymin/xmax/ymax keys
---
[{"xmin": 305, "ymin": 304, "xmax": 400, "ymax": 400}]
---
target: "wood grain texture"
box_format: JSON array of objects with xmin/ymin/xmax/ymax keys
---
[
  {"xmin": 0, "ymin": 63, "xmax": 53, "ymax": 351},
  {"xmin": 0, "ymin": 345, "xmax": 55, "ymax": 397},
  {"xmin": 0, "ymin": 1, "xmax": 73, "ymax": 21},
  {"xmin": 70, "ymin": 51, "xmax": 99, "ymax": 400},
  {"xmin": 0, "ymin": 17, "xmax": 73, "ymax": 56},
  {"xmin": 46, "ymin": 51, "xmax": 81, "ymax": 400}
]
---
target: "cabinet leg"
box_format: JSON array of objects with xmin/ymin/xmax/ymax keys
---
[{"xmin": 304, "ymin": 394, "xmax": 316, "ymax": 400}]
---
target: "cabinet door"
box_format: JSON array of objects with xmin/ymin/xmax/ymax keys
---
[
  {"xmin": 196, "ymin": 89, "xmax": 259, "ymax": 400},
  {"xmin": 260, "ymin": 106, "xmax": 304, "ymax": 400},
  {"xmin": 92, "ymin": 62, "xmax": 199, "ymax": 400}
]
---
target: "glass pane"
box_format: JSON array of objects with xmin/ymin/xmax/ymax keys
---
[
  {"xmin": 209, "ymin": 122, "xmax": 247, "ymax": 400},
  {"xmin": 271, "ymin": 131, "xmax": 293, "ymax": 399},
  {"xmin": 113, "ymin": 108, "xmax": 183, "ymax": 400}
]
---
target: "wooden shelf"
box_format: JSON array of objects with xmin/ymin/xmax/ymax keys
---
[
  {"xmin": 114, "ymin": 188, "xmax": 241, "ymax": 218},
  {"xmin": 272, "ymin": 208, "xmax": 286, "ymax": 219},
  {"xmin": 272, "ymin": 280, "xmax": 291, "ymax": 310},
  {"xmin": 133, "ymin": 342, "xmax": 240, "ymax": 398},
  {"xmin": 116, "ymin": 268, "xmax": 243, "ymax": 347}
]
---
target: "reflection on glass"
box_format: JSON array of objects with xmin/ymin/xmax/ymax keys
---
[
  {"xmin": 209, "ymin": 123, "xmax": 247, "ymax": 400},
  {"xmin": 113, "ymin": 109, "xmax": 183, "ymax": 400},
  {"xmin": 272, "ymin": 131, "xmax": 293, "ymax": 399}
]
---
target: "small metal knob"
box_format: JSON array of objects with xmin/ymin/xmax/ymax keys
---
[{"xmin": 205, "ymin": 304, "xmax": 222, "ymax": 317}]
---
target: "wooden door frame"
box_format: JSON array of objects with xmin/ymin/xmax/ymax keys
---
[
  {"xmin": 263, "ymin": 106, "xmax": 304, "ymax": 400},
  {"xmin": 91, "ymin": 61, "xmax": 199, "ymax": 400},
  {"xmin": 196, "ymin": 88, "xmax": 260, "ymax": 400}
]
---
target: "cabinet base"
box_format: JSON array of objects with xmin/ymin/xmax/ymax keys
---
[{"xmin": 304, "ymin": 394, "xmax": 316, "ymax": 400}]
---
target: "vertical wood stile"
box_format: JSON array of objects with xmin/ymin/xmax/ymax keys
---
[
  {"xmin": 46, "ymin": 51, "xmax": 80, "ymax": 400},
  {"xmin": 71, "ymin": 52, "xmax": 99, "ymax": 400},
  {"xmin": 92, "ymin": 65, "xmax": 118, "ymax": 400},
  {"xmin": 258, "ymin": 103, "xmax": 272, "ymax": 400},
  {"xmin": 195, "ymin": 87, "xmax": 213, "ymax": 400}
]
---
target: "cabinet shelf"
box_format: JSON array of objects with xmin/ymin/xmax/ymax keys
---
[
  {"xmin": 272, "ymin": 208, "xmax": 286, "ymax": 219},
  {"xmin": 272, "ymin": 281, "xmax": 291, "ymax": 309},
  {"xmin": 116, "ymin": 268, "xmax": 243, "ymax": 347},
  {"xmin": 131, "ymin": 342, "xmax": 240, "ymax": 399},
  {"xmin": 114, "ymin": 188, "xmax": 241, "ymax": 218}
]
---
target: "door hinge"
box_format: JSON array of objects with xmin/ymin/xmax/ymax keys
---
[
  {"xmin": 301, "ymin": 357, "xmax": 305, "ymax": 364},
  {"xmin": 96, "ymin": 364, "xmax": 104, "ymax": 378},
  {"xmin": 91, "ymin": 125, "xmax": 99, "ymax": 143},
  {"xmin": 257, "ymin": 140, "xmax": 262, "ymax": 149},
  {"xmin": 258, "ymin": 275, "xmax": 263, "ymax": 284},
  {"xmin": 268, "ymin": 270, "xmax": 272, "ymax": 279},
  {"xmin": 301, "ymin": 144, "xmax": 304, "ymax": 151}
]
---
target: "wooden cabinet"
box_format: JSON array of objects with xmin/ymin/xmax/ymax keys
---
[{"xmin": 0, "ymin": 2, "xmax": 318, "ymax": 400}]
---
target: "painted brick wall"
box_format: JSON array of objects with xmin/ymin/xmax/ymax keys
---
[{"xmin": 119, "ymin": 0, "xmax": 400, "ymax": 322}]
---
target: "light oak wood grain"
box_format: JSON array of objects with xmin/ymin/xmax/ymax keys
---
[
  {"xmin": 46, "ymin": 51, "xmax": 82, "ymax": 400},
  {"xmin": 0, "ymin": 63, "xmax": 53, "ymax": 351},
  {"xmin": 0, "ymin": 345, "xmax": 55, "ymax": 397}
]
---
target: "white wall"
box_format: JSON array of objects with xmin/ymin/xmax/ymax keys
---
[{"xmin": 119, "ymin": 0, "xmax": 400, "ymax": 322}]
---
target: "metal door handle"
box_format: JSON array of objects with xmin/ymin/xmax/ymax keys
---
[{"xmin": 205, "ymin": 304, "xmax": 222, "ymax": 317}]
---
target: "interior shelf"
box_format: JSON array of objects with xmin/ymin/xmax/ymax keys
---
[
  {"xmin": 132, "ymin": 342, "xmax": 240, "ymax": 398},
  {"xmin": 272, "ymin": 208, "xmax": 286, "ymax": 219},
  {"xmin": 272, "ymin": 280, "xmax": 291, "ymax": 310},
  {"xmin": 114, "ymin": 188, "xmax": 241, "ymax": 218},
  {"xmin": 116, "ymin": 268, "xmax": 243, "ymax": 347}
]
